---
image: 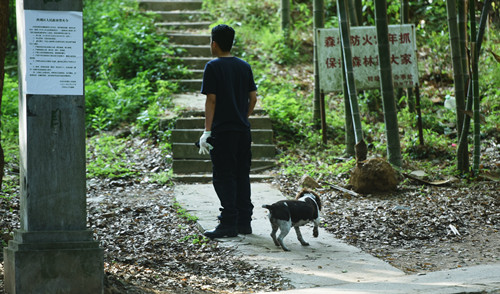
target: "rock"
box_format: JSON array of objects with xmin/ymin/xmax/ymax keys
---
[
  {"xmin": 300, "ymin": 174, "xmax": 320, "ymax": 189},
  {"xmin": 349, "ymin": 158, "xmax": 399, "ymax": 194},
  {"xmin": 409, "ymin": 170, "xmax": 428, "ymax": 179}
]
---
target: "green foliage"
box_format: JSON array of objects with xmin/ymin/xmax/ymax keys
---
[
  {"xmin": 178, "ymin": 234, "xmax": 209, "ymax": 246},
  {"xmin": 480, "ymin": 31, "xmax": 500, "ymax": 137},
  {"xmin": 83, "ymin": 0, "xmax": 183, "ymax": 81},
  {"xmin": 1, "ymin": 73, "xmax": 18, "ymax": 143},
  {"xmin": 85, "ymin": 72, "xmax": 177, "ymax": 135},
  {"xmin": 362, "ymin": 1, "xmax": 402, "ymax": 25},
  {"xmin": 86, "ymin": 135, "xmax": 139, "ymax": 179},
  {"xmin": 83, "ymin": 0, "xmax": 183, "ymax": 135},
  {"xmin": 206, "ymin": 0, "xmax": 311, "ymax": 65},
  {"xmin": 149, "ymin": 170, "xmax": 174, "ymax": 186},
  {"xmin": 173, "ymin": 202, "xmax": 199, "ymax": 222}
]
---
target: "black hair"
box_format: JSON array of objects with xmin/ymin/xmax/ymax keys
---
[{"xmin": 211, "ymin": 24, "xmax": 235, "ymax": 52}]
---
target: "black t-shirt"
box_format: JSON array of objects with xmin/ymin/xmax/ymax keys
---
[{"xmin": 201, "ymin": 57, "xmax": 257, "ymax": 133}]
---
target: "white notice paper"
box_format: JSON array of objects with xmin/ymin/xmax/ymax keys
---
[{"xmin": 24, "ymin": 10, "xmax": 83, "ymax": 95}]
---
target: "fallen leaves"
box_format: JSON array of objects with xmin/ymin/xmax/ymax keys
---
[{"xmin": 318, "ymin": 182, "xmax": 500, "ymax": 273}]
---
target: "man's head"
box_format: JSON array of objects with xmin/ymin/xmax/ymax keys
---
[{"xmin": 211, "ymin": 24, "xmax": 235, "ymax": 53}]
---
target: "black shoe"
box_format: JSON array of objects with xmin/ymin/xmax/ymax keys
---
[
  {"xmin": 204, "ymin": 226, "xmax": 238, "ymax": 239},
  {"xmin": 238, "ymin": 226, "xmax": 252, "ymax": 235}
]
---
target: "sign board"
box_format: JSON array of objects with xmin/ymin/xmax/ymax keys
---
[
  {"xmin": 317, "ymin": 24, "xmax": 418, "ymax": 92},
  {"xmin": 20, "ymin": 10, "xmax": 83, "ymax": 95}
]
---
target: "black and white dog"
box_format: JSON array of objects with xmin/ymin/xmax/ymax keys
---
[{"xmin": 262, "ymin": 189, "xmax": 321, "ymax": 251}]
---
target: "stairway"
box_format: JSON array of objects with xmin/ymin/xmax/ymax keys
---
[
  {"xmin": 138, "ymin": 0, "xmax": 211, "ymax": 91},
  {"xmin": 171, "ymin": 117, "xmax": 276, "ymax": 182},
  {"xmin": 139, "ymin": 0, "xmax": 276, "ymax": 182}
]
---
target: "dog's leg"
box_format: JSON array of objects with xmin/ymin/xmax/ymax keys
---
[
  {"xmin": 313, "ymin": 218, "xmax": 320, "ymax": 238},
  {"xmin": 270, "ymin": 223, "xmax": 280, "ymax": 247},
  {"xmin": 277, "ymin": 221, "xmax": 291, "ymax": 251},
  {"xmin": 294, "ymin": 227, "xmax": 310, "ymax": 246}
]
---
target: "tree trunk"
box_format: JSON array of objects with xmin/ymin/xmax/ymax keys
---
[
  {"xmin": 374, "ymin": 0, "xmax": 402, "ymax": 168},
  {"xmin": 337, "ymin": 0, "xmax": 364, "ymax": 155},
  {"xmin": 313, "ymin": 0, "xmax": 324, "ymax": 129},
  {"xmin": 446, "ymin": 0, "xmax": 467, "ymax": 173},
  {"xmin": 281, "ymin": 0, "xmax": 291, "ymax": 42},
  {"xmin": 0, "ymin": 0, "xmax": 9, "ymax": 189}
]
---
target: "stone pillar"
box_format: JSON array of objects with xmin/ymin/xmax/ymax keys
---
[{"xmin": 3, "ymin": 0, "xmax": 103, "ymax": 293}]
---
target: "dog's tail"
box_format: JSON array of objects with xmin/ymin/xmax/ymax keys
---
[{"xmin": 262, "ymin": 204, "xmax": 273, "ymax": 210}]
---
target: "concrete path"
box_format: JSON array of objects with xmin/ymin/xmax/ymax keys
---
[{"xmin": 174, "ymin": 183, "xmax": 500, "ymax": 294}]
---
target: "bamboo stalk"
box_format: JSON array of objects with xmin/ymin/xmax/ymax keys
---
[
  {"xmin": 313, "ymin": 0, "xmax": 324, "ymax": 129},
  {"xmin": 446, "ymin": 0, "xmax": 467, "ymax": 172},
  {"xmin": 337, "ymin": 0, "xmax": 363, "ymax": 145},
  {"xmin": 458, "ymin": 0, "xmax": 469, "ymax": 131},
  {"xmin": 457, "ymin": 0, "xmax": 491, "ymax": 173},
  {"xmin": 281, "ymin": 0, "xmax": 291, "ymax": 42},
  {"xmin": 471, "ymin": 41, "xmax": 480, "ymax": 173},
  {"xmin": 374, "ymin": 0, "xmax": 402, "ymax": 167}
]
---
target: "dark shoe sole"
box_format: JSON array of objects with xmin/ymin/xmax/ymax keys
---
[
  {"xmin": 204, "ymin": 230, "xmax": 238, "ymax": 239},
  {"xmin": 238, "ymin": 227, "xmax": 252, "ymax": 235}
]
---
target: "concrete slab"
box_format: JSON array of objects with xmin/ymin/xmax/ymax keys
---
[
  {"xmin": 174, "ymin": 183, "xmax": 500, "ymax": 294},
  {"xmin": 172, "ymin": 93, "xmax": 205, "ymax": 111}
]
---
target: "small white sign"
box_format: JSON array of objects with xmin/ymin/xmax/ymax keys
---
[
  {"xmin": 317, "ymin": 25, "xmax": 418, "ymax": 92},
  {"xmin": 23, "ymin": 10, "xmax": 83, "ymax": 95}
]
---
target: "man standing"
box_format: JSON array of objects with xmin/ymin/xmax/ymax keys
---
[{"xmin": 199, "ymin": 24, "xmax": 258, "ymax": 238}]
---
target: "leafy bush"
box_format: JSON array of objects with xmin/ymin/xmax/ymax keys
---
[
  {"xmin": 83, "ymin": 0, "xmax": 181, "ymax": 136},
  {"xmin": 84, "ymin": 0, "xmax": 183, "ymax": 81},
  {"xmin": 1, "ymin": 73, "xmax": 18, "ymax": 144}
]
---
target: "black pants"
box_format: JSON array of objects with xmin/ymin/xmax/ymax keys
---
[{"xmin": 210, "ymin": 130, "xmax": 253, "ymax": 228}]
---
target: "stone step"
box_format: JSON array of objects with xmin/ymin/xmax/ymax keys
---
[
  {"xmin": 173, "ymin": 44, "xmax": 211, "ymax": 57},
  {"xmin": 177, "ymin": 56, "xmax": 212, "ymax": 69},
  {"xmin": 157, "ymin": 21, "xmax": 211, "ymax": 31},
  {"xmin": 175, "ymin": 116, "xmax": 273, "ymax": 129},
  {"xmin": 172, "ymin": 143, "xmax": 276, "ymax": 159},
  {"xmin": 173, "ymin": 79, "xmax": 202, "ymax": 91},
  {"xmin": 173, "ymin": 173, "xmax": 274, "ymax": 183},
  {"xmin": 172, "ymin": 129, "xmax": 273, "ymax": 144},
  {"xmin": 153, "ymin": 10, "xmax": 207, "ymax": 22},
  {"xmin": 172, "ymin": 159, "xmax": 276, "ymax": 174},
  {"xmin": 167, "ymin": 33, "xmax": 210, "ymax": 45},
  {"xmin": 187, "ymin": 69, "xmax": 204, "ymax": 79},
  {"xmin": 138, "ymin": 0, "xmax": 203, "ymax": 11}
]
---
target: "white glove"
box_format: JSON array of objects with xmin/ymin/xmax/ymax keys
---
[{"xmin": 198, "ymin": 131, "xmax": 213, "ymax": 155}]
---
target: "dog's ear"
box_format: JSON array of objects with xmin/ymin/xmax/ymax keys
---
[
  {"xmin": 309, "ymin": 190, "xmax": 321, "ymax": 210},
  {"xmin": 315, "ymin": 194, "xmax": 322, "ymax": 210},
  {"xmin": 295, "ymin": 188, "xmax": 309, "ymax": 200}
]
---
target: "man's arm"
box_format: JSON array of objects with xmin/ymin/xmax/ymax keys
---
[
  {"xmin": 247, "ymin": 90, "xmax": 257, "ymax": 118},
  {"xmin": 205, "ymin": 93, "xmax": 216, "ymax": 131}
]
